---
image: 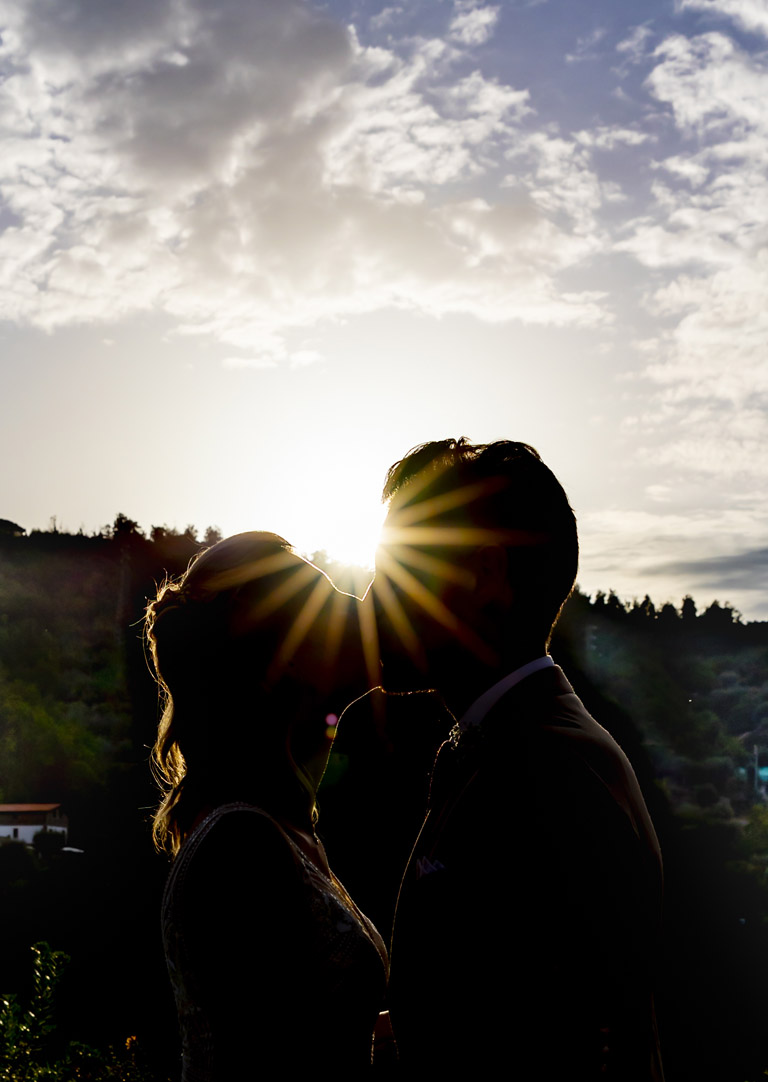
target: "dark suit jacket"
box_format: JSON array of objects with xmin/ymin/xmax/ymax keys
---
[{"xmin": 388, "ymin": 664, "xmax": 664, "ymax": 1079}]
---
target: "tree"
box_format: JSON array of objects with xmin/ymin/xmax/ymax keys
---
[
  {"xmin": 657, "ymin": 602, "xmax": 680, "ymax": 631},
  {"xmin": 150, "ymin": 525, "xmax": 175, "ymax": 544},
  {"xmin": 629, "ymin": 595, "xmax": 656, "ymax": 626},
  {"xmin": 681, "ymin": 595, "xmax": 697, "ymax": 623},
  {"xmin": 106, "ymin": 514, "xmax": 144, "ymax": 541},
  {"xmin": 744, "ymin": 804, "xmax": 768, "ymax": 856},
  {"xmin": 604, "ymin": 590, "xmax": 626, "ymax": 620},
  {"xmin": 701, "ymin": 600, "xmax": 741, "ymax": 631}
]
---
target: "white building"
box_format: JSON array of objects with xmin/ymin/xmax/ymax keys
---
[{"xmin": 0, "ymin": 804, "xmax": 68, "ymax": 845}]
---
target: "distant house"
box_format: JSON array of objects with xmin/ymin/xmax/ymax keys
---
[
  {"xmin": 0, "ymin": 804, "xmax": 68, "ymax": 845},
  {"xmin": 0, "ymin": 518, "xmax": 25, "ymax": 538}
]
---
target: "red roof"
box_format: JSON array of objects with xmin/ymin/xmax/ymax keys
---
[{"xmin": 0, "ymin": 804, "xmax": 62, "ymax": 812}]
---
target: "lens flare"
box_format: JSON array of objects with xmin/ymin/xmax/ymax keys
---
[{"xmin": 374, "ymin": 545, "xmax": 495, "ymax": 664}]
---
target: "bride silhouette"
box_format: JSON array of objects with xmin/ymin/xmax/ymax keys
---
[{"xmin": 146, "ymin": 532, "xmax": 387, "ymax": 1078}]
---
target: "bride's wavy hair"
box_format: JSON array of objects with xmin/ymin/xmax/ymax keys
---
[{"xmin": 146, "ymin": 531, "xmax": 328, "ymax": 856}]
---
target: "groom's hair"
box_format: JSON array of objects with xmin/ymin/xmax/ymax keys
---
[{"xmin": 382, "ymin": 438, "xmax": 578, "ymax": 644}]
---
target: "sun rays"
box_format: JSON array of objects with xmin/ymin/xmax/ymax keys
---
[
  {"xmin": 368, "ymin": 465, "xmax": 520, "ymax": 675},
  {"xmin": 195, "ymin": 468, "xmax": 503, "ymax": 702},
  {"xmin": 364, "ymin": 561, "xmax": 425, "ymax": 667},
  {"xmin": 374, "ymin": 544, "xmax": 496, "ymax": 669},
  {"xmin": 265, "ymin": 560, "xmax": 381, "ymax": 696},
  {"xmin": 209, "ymin": 547, "xmax": 382, "ymax": 697},
  {"xmin": 271, "ymin": 572, "xmax": 339, "ymax": 675},
  {"xmin": 383, "ymin": 477, "xmax": 504, "ymax": 530}
]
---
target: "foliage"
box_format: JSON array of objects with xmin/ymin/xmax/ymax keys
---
[
  {"xmin": 0, "ymin": 944, "xmax": 163, "ymax": 1082},
  {"xmin": 31, "ymin": 833, "xmax": 64, "ymax": 860},
  {"xmin": 0, "ymin": 541, "xmax": 127, "ymax": 804},
  {"xmin": 0, "ymin": 942, "xmax": 65, "ymax": 1080},
  {"xmin": 557, "ymin": 586, "xmax": 768, "ymax": 812},
  {"xmin": 744, "ymin": 805, "xmax": 768, "ymax": 857}
]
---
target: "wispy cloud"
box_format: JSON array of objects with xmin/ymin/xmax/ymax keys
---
[
  {"xmin": 616, "ymin": 24, "xmax": 655, "ymax": 61},
  {"xmin": 565, "ymin": 27, "xmax": 607, "ymax": 64},
  {"xmin": 448, "ymin": 4, "xmax": 500, "ymax": 46},
  {"xmin": 575, "ymin": 126, "xmax": 652, "ymax": 151},
  {"xmin": 369, "ymin": 6, "xmax": 404, "ymax": 32},
  {"xmin": 613, "ymin": 26, "xmax": 768, "ymax": 488},
  {"xmin": 648, "ymin": 546, "xmax": 768, "ymax": 594}
]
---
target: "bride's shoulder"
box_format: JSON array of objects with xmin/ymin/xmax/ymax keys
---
[{"xmin": 183, "ymin": 803, "xmax": 294, "ymax": 865}]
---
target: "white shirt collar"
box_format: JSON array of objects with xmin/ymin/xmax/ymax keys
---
[{"xmin": 458, "ymin": 655, "xmax": 554, "ymax": 731}]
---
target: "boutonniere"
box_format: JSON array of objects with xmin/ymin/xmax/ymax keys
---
[{"xmin": 448, "ymin": 722, "xmax": 483, "ymax": 758}]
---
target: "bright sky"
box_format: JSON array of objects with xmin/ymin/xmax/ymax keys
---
[{"xmin": 1, "ymin": 0, "xmax": 766, "ymax": 617}]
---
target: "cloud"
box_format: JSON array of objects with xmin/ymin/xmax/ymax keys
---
[
  {"xmin": 644, "ymin": 546, "xmax": 768, "ymax": 595},
  {"xmin": 616, "ymin": 24, "xmax": 655, "ymax": 60},
  {"xmin": 0, "ymin": 0, "xmax": 610, "ymax": 354},
  {"xmin": 369, "ymin": 6, "xmax": 404, "ymax": 31},
  {"xmin": 679, "ymin": 0, "xmax": 768, "ymax": 40},
  {"xmin": 652, "ymin": 154, "xmax": 710, "ymax": 186},
  {"xmin": 565, "ymin": 27, "xmax": 608, "ymax": 63},
  {"xmin": 504, "ymin": 130, "xmax": 622, "ymax": 237},
  {"xmin": 646, "ymin": 32, "xmax": 767, "ymax": 133},
  {"xmin": 640, "ymin": 426, "xmax": 768, "ymax": 481},
  {"xmin": 612, "ymin": 26, "xmax": 768, "ymax": 485},
  {"xmin": 448, "ymin": 5, "xmax": 500, "ymax": 46},
  {"xmin": 575, "ymin": 126, "xmax": 652, "ymax": 150}
]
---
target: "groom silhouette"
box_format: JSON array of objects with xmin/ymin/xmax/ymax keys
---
[{"xmin": 373, "ymin": 439, "xmax": 664, "ymax": 1079}]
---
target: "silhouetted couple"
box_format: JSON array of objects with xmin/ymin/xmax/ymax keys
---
[{"xmin": 146, "ymin": 439, "xmax": 664, "ymax": 1079}]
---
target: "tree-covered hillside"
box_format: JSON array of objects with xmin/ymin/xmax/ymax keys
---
[{"xmin": 0, "ymin": 521, "xmax": 766, "ymax": 1080}]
